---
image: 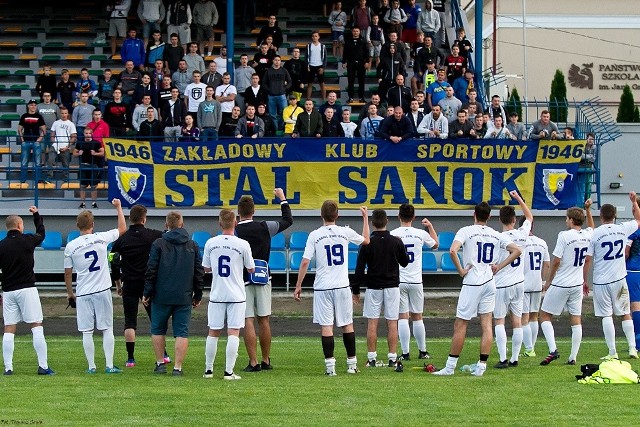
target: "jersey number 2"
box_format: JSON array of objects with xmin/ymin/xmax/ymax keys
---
[{"xmin": 84, "ymin": 250, "xmax": 100, "ymax": 272}]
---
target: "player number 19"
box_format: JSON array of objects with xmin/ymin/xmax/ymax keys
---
[{"xmin": 324, "ymin": 244, "xmax": 345, "ymax": 266}]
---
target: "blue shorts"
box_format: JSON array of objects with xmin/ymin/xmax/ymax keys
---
[
  {"xmin": 150, "ymin": 302, "xmax": 192, "ymax": 338},
  {"xmin": 331, "ymin": 31, "xmax": 344, "ymax": 43},
  {"xmin": 627, "ymin": 271, "xmax": 640, "ymax": 303}
]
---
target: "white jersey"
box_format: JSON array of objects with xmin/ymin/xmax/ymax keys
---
[
  {"xmin": 184, "ymin": 82, "xmax": 208, "ymax": 112},
  {"xmin": 390, "ymin": 226, "xmax": 437, "ymax": 284},
  {"xmin": 202, "ymin": 235, "xmax": 255, "ymax": 303},
  {"xmin": 214, "ymin": 84, "xmax": 237, "ymax": 113},
  {"xmin": 588, "ymin": 221, "xmax": 638, "ymax": 285},
  {"xmin": 303, "ymin": 225, "xmax": 365, "ymax": 291},
  {"xmin": 494, "ymin": 220, "xmax": 531, "ymax": 288},
  {"xmin": 550, "ymin": 227, "xmax": 593, "ymax": 287},
  {"xmin": 454, "ymin": 224, "xmax": 513, "ymax": 285},
  {"xmin": 64, "ymin": 229, "xmax": 120, "ymax": 296},
  {"xmin": 522, "ymin": 234, "xmax": 550, "ymax": 292}
]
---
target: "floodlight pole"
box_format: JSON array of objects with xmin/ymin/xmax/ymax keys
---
[{"xmin": 475, "ymin": 0, "xmax": 483, "ymax": 103}]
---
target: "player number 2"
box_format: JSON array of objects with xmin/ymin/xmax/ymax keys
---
[
  {"xmin": 218, "ymin": 255, "xmax": 231, "ymax": 277},
  {"xmin": 573, "ymin": 247, "xmax": 588, "ymax": 267},
  {"xmin": 324, "ymin": 244, "xmax": 344, "ymax": 266},
  {"xmin": 404, "ymin": 244, "xmax": 415, "ymax": 263},
  {"xmin": 602, "ymin": 240, "xmax": 624, "ymax": 261},
  {"xmin": 476, "ymin": 242, "xmax": 495, "ymax": 263},
  {"xmin": 84, "ymin": 250, "xmax": 100, "ymax": 272}
]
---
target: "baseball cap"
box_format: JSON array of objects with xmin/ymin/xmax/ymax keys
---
[
  {"xmin": 28, "ymin": 99, "xmax": 38, "ymax": 105},
  {"xmin": 426, "ymin": 59, "xmax": 435, "ymax": 65}
]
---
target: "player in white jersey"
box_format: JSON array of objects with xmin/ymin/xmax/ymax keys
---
[
  {"xmin": 390, "ymin": 203, "xmax": 439, "ymax": 361},
  {"xmin": 493, "ymin": 190, "xmax": 533, "ymax": 369},
  {"xmin": 293, "ymin": 201, "xmax": 370, "ymax": 376},
  {"xmin": 519, "ymin": 218, "xmax": 550, "ymax": 357},
  {"xmin": 433, "ymin": 202, "xmax": 521, "ymax": 377},
  {"xmin": 64, "ymin": 199, "xmax": 126, "ymax": 373},
  {"xmin": 202, "ymin": 209, "xmax": 255, "ymax": 380},
  {"xmin": 584, "ymin": 192, "xmax": 640, "ymax": 360},
  {"xmin": 539, "ymin": 200, "xmax": 594, "ymax": 366}
]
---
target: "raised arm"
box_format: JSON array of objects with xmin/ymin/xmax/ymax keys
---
[
  {"xmin": 112, "ymin": 198, "xmax": 126, "ymax": 235},
  {"xmin": 630, "ymin": 191, "xmax": 640, "ymax": 227},
  {"xmin": 360, "ymin": 206, "xmax": 370, "ymax": 245},
  {"xmin": 584, "ymin": 198, "xmax": 595, "ymax": 229},
  {"xmin": 510, "ymin": 190, "xmax": 533, "ymax": 223},
  {"xmin": 422, "ymin": 217, "xmax": 439, "ymax": 250}
]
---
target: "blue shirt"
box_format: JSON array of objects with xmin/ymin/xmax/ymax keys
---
[{"xmin": 627, "ymin": 229, "xmax": 640, "ymax": 271}]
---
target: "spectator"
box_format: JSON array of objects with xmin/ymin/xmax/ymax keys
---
[
  {"xmin": 452, "ymin": 27, "xmax": 473, "ymax": 61},
  {"xmin": 215, "ymin": 72, "xmax": 238, "ymax": 121},
  {"xmin": 256, "ymin": 104, "xmax": 276, "ymax": 137},
  {"xmin": 452, "ymin": 70, "xmax": 475, "ymax": 104},
  {"xmin": 380, "ymin": 31, "xmax": 409, "ymax": 68},
  {"xmin": 150, "ymin": 60, "xmax": 165, "ymax": 93},
  {"xmin": 172, "ymin": 59, "xmax": 192, "ymax": 95},
  {"xmin": 321, "ymin": 107, "xmax": 345, "ymax": 137},
  {"xmin": 75, "ymin": 68, "xmax": 98, "ymax": 104},
  {"xmin": 359, "ymin": 103, "xmax": 384, "ymax": 139},
  {"xmin": 86, "ymin": 110, "xmax": 110, "ymax": 148},
  {"xmin": 484, "ymin": 116, "xmax": 513, "ymax": 139},
  {"xmin": 506, "ymin": 112, "xmax": 526, "ymax": 141},
  {"xmin": 262, "ymin": 35, "xmax": 278, "ymax": 55},
  {"xmin": 73, "ymin": 128, "xmax": 104, "ymax": 209},
  {"xmin": 262, "ymin": 56, "xmax": 292, "ymax": 132},
  {"xmin": 57, "ymin": 69, "xmax": 76, "ymax": 112},
  {"xmin": 415, "ymin": 90, "xmax": 427, "ymax": 113},
  {"xmin": 256, "ymin": 15, "xmax": 283, "ymax": 50},
  {"xmin": 192, "ymin": 0, "xmax": 219, "ymax": 57},
  {"xmin": 104, "ymin": 89, "xmax": 132, "ymax": 137},
  {"xmin": 444, "ymin": 45, "xmax": 467, "ymax": 85},
  {"xmin": 487, "ymin": 94, "xmax": 507, "ymax": 127},
  {"xmin": 180, "ymin": 113, "xmax": 200, "ymax": 141},
  {"xmin": 386, "ymin": 74, "xmax": 412, "ymax": 112},
  {"xmin": 241, "ymin": 0, "xmax": 257, "ymax": 31},
  {"xmin": 528, "ymin": 110, "xmax": 559, "ymax": 140},
  {"xmin": 137, "ymin": 0, "xmax": 165, "ymax": 45},
  {"xmin": 377, "ymin": 43, "xmax": 406, "ymax": 102},
  {"xmin": 138, "ymin": 107, "xmax": 163, "ymax": 141},
  {"xmin": 132, "ymin": 95, "xmax": 158, "ymax": 132},
  {"xmin": 358, "ymin": 93, "xmax": 387, "ymax": 124},
  {"xmin": 577, "ymin": 132, "xmax": 596, "ymax": 204},
  {"xmin": 220, "ymin": 106, "xmax": 242, "ymax": 137},
  {"xmin": 119, "ymin": 60, "xmax": 142, "ymax": 106},
  {"xmin": 417, "ymin": 104, "xmax": 448, "ymax": 138},
  {"xmin": 143, "ymin": 211, "xmax": 204, "ymax": 375},
  {"xmin": 18, "ymin": 100, "xmax": 46, "ymax": 184},
  {"xmin": 158, "ymin": 75, "xmax": 174, "ymax": 107},
  {"xmin": 461, "ymin": 87, "xmax": 484, "ymax": 115},
  {"xmin": 431, "ymin": 0, "xmax": 446, "ymax": 47},
  {"xmin": 376, "ymin": 0, "xmax": 391, "ymax": 35},
  {"xmin": 166, "ymin": 1, "xmax": 192, "ymax": 52},
  {"xmin": 376, "ymin": 106, "xmax": 413, "ymax": 143},
  {"xmin": 235, "ymin": 105, "xmax": 265, "ymax": 138},
  {"xmin": 107, "ymin": 0, "xmax": 132, "ymax": 58},
  {"xmin": 329, "ymin": 2, "xmax": 347, "ymax": 59},
  {"xmin": 36, "ymin": 92, "xmax": 60, "ymax": 164},
  {"xmin": 35, "ymin": 64, "xmax": 57, "ymax": 102},
  {"xmin": 235, "ymin": 54, "xmax": 256, "ymax": 113},
  {"xmin": 292, "ymin": 99, "xmax": 323, "ymax": 138},
  {"xmin": 351, "ymin": 0, "xmax": 374, "ymax": 32},
  {"xmin": 413, "ymin": 36, "xmax": 438, "ymax": 95},
  {"xmin": 97, "ymin": 69, "xmax": 118, "ymax": 114},
  {"xmin": 426, "ymin": 68, "xmax": 450, "ymax": 109},
  {"xmin": 318, "ymin": 92, "xmax": 342, "ymax": 127},
  {"xmin": 48, "ymin": 106, "xmax": 76, "ymax": 181},
  {"xmin": 184, "ymin": 42, "xmax": 206, "ymax": 75},
  {"xmin": 283, "ymin": 95, "xmax": 304, "ymax": 136},
  {"xmin": 384, "ymin": 0, "xmax": 408, "ymax": 41},
  {"xmin": 243, "ymin": 74, "xmax": 268, "ymax": 112},
  {"xmin": 438, "ymin": 86, "xmax": 462, "ymax": 122},
  {"xmin": 164, "ymin": 33, "xmax": 185, "ymax": 74},
  {"xmin": 561, "ymin": 127, "xmax": 575, "ymax": 140},
  {"xmin": 121, "ymin": 28, "xmax": 146, "ymax": 71},
  {"xmin": 403, "ymin": 0, "xmax": 421, "ymax": 45},
  {"xmin": 340, "ymin": 109, "xmax": 358, "ymax": 138},
  {"xmin": 252, "ymin": 43, "xmax": 276, "ymax": 82},
  {"xmin": 145, "ymin": 30, "xmax": 166, "ymax": 70},
  {"xmin": 365, "ymin": 14, "xmax": 385, "ymax": 69},
  {"xmin": 406, "ymin": 98, "xmax": 424, "ymax": 135},
  {"xmin": 184, "ymin": 70, "xmax": 208, "ymax": 124},
  {"xmin": 306, "ymin": 31, "xmax": 328, "ymax": 100},
  {"xmin": 72, "ymin": 93, "xmax": 96, "ymax": 137},
  {"xmin": 214, "ymin": 46, "xmax": 228, "ymax": 75},
  {"xmin": 449, "ymin": 109, "xmax": 474, "ymax": 139},
  {"xmin": 416, "ymin": 0, "xmax": 440, "ymax": 44},
  {"xmin": 202, "ymin": 61, "xmax": 223, "ymax": 89},
  {"xmin": 284, "ymin": 48, "xmax": 307, "ymax": 100},
  {"xmin": 133, "ymin": 73, "xmax": 160, "ymax": 108},
  {"xmin": 470, "ymin": 114, "xmax": 487, "ymax": 139},
  {"xmin": 198, "ymin": 86, "xmax": 222, "ymax": 140},
  {"xmin": 162, "ymin": 87, "xmax": 187, "ymax": 141},
  {"xmin": 343, "ymin": 28, "xmax": 370, "ymax": 103}
]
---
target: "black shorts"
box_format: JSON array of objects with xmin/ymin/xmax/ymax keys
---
[
  {"xmin": 307, "ymin": 65, "xmax": 325, "ymax": 83},
  {"xmin": 122, "ymin": 281, "xmax": 151, "ymax": 330},
  {"xmin": 79, "ymin": 165, "xmax": 102, "ymax": 187}
]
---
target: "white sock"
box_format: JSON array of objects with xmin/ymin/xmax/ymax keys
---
[
  {"xmin": 495, "ymin": 324, "xmax": 507, "ymax": 361},
  {"xmin": 602, "ymin": 316, "xmax": 617, "ymax": 355},
  {"xmin": 398, "ymin": 319, "xmax": 410, "ymax": 354},
  {"xmin": 205, "ymin": 336, "xmax": 218, "ymax": 371},
  {"xmin": 3, "ymin": 333, "xmax": 15, "ymax": 371},
  {"xmin": 522, "ymin": 323, "xmax": 532, "ymax": 351},
  {"xmin": 367, "ymin": 351, "xmax": 377, "ymax": 362},
  {"xmin": 444, "ymin": 355, "xmax": 458, "ymax": 371},
  {"xmin": 387, "ymin": 352, "xmax": 397, "ymax": 363},
  {"xmin": 510, "ymin": 328, "xmax": 523, "ymax": 363},
  {"xmin": 622, "ymin": 319, "xmax": 636, "ymax": 351},
  {"xmin": 83, "ymin": 331, "xmax": 96, "ymax": 369},
  {"xmin": 413, "ymin": 320, "xmax": 427, "ymax": 352},
  {"xmin": 225, "ymin": 335, "xmax": 240, "ymax": 374},
  {"xmin": 347, "ymin": 356, "xmax": 357, "ymax": 368},
  {"xmin": 530, "ymin": 321, "xmax": 539, "ymax": 349},
  {"xmin": 325, "ymin": 357, "xmax": 336, "ymax": 373},
  {"xmin": 103, "ymin": 328, "xmax": 115, "ymax": 368},
  {"xmin": 569, "ymin": 324, "xmax": 582, "ymax": 361},
  {"xmin": 540, "ymin": 321, "xmax": 557, "ymax": 353},
  {"xmin": 31, "ymin": 326, "xmax": 48, "ymax": 369}
]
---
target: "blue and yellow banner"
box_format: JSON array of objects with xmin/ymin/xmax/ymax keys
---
[{"xmin": 104, "ymin": 138, "xmax": 584, "ymax": 210}]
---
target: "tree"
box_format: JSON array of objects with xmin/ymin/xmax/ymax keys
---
[
  {"xmin": 506, "ymin": 87, "xmax": 523, "ymax": 120},
  {"xmin": 549, "ymin": 69, "xmax": 568, "ymax": 123},
  {"xmin": 617, "ymin": 85, "xmax": 638, "ymax": 122},
  {"xmin": 635, "ymin": 106, "xmax": 640, "ymax": 123}
]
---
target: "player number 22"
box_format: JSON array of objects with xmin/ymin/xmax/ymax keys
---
[
  {"xmin": 84, "ymin": 250, "xmax": 100, "ymax": 272},
  {"xmin": 324, "ymin": 244, "xmax": 344, "ymax": 266},
  {"xmin": 602, "ymin": 240, "xmax": 624, "ymax": 261}
]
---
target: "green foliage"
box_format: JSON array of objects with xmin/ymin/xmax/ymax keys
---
[
  {"xmin": 507, "ymin": 87, "xmax": 523, "ymax": 120},
  {"xmin": 616, "ymin": 85, "xmax": 638, "ymax": 123},
  {"xmin": 635, "ymin": 106, "xmax": 640, "ymax": 123},
  {"xmin": 549, "ymin": 69, "xmax": 568, "ymax": 123}
]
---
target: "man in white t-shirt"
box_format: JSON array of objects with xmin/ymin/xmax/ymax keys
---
[
  {"xmin": 214, "ymin": 72, "xmax": 237, "ymax": 120},
  {"xmin": 520, "ymin": 219, "xmax": 550, "ymax": 357},
  {"xmin": 493, "ymin": 190, "xmax": 533, "ymax": 369},
  {"xmin": 584, "ymin": 192, "xmax": 640, "ymax": 360},
  {"xmin": 390, "ymin": 203, "xmax": 438, "ymax": 361},
  {"xmin": 293, "ymin": 201, "xmax": 370, "ymax": 376},
  {"xmin": 184, "ymin": 70, "xmax": 208, "ymax": 125},
  {"xmin": 48, "ymin": 107, "xmax": 77, "ymax": 180},
  {"xmin": 539, "ymin": 200, "xmax": 594, "ymax": 366},
  {"xmin": 202, "ymin": 209, "xmax": 255, "ymax": 380},
  {"xmin": 64, "ymin": 199, "xmax": 126, "ymax": 374},
  {"xmin": 433, "ymin": 202, "xmax": 520, "ymax": 377}
]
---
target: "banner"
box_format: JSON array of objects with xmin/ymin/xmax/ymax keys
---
[{"xmin": 104, "ymin": 138, "xmax": 584, "ymax": 210}]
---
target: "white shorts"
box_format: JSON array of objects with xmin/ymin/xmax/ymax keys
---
[
  {"xmin": 108, "ymin": 19, "xmax": 127, "ymax": 38},
  {"xmin": 2, "ymin": 287, "xmax": 43, "ymax": 325},
  {"xmin": 456, "ymin": 279, "xmax": 496, "ymax": 321},
  {"xmin": 313, "ymin": 287, "xmax": 353, "ymax": 327},
  {"xmin": 245, "ymin": 283, "xmax": 272, "ymax": 318},
  {"xmin": 363, "ymin": 288, "xmax": 400, "ymax": 320},
  {"xmin": 76, "ymin": 290, "xmax": 113, "ymax": 332},
  {"xmin": 541, "ymin": 285, "xmax": 582, "ymax": 316},
  {"xmin": 167, "ymin": 24, "xmax": 191, "ymax": 45},
  {"xmin": 593, "ymin": 278, "xmax": 631, "ymax": 317},
  {"xmin": 523, "ymin": 291, "xmax": 542, "ymax": 313},
  {"xmin": 208, "ymin": 301, "xmax": 246, "ymax": 330},
  {"xmin": 399, "ymin": 283, "xmax": 424, "ymax": 314},
  {"xmin": 493, "ymin": 284, "xmax": 524, "ymax": 319}
]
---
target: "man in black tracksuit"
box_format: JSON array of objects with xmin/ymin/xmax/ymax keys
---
[
  {"xmin": 342, "ymin": 27, "xmax": 370, "ymax": 103},
  {"xmin": 236, "ymin": 188, "xmax": 293, "ymax": 372},
  {"xmin": 111, "ymin": 204, "xmax": 164, "ymax": 367},
  {"xmin": 353, "ymin": 209, "xmax": 409, "ymax": 370}
]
